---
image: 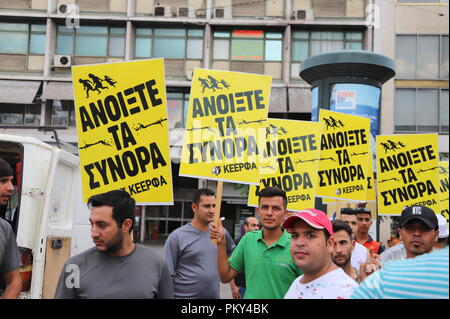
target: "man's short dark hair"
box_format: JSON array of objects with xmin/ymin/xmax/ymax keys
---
[
  {"xmin": 88, "ymin": 190, "xmax": 135, "ymax": 232},
  {"xmin": 258, "ymin": 186, "xmax": 287, "ymax": 209},
  {"xmin": 356, "ymin": 207, "xmax": 371, "ymax": 217},
  {"xmin": 340, "ymin": 208, "xmax": 356, "ymax": 216},
  {"xmin": 193, "ymin": 188, "xmax": 215, "ymax": 204},
  {"xmin": 244, "ymin": 216, "xmax": 257, "ymax": 226},
  {"xmin": 332, "ymin": 219, "xmax": 353, "ymax": 239},
  {"xmin": 0, "ymin": 158, "xmax": 13, "ymax": 177}
]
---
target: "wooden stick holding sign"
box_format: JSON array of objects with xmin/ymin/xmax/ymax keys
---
[{"xmin": 211, "ymin": 180, "xmax": 224, "ymax": 245}]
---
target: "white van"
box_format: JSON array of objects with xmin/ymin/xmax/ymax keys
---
[{"xmin": 0, "ymin": 133, "xmax": 92, "ymax": 299}]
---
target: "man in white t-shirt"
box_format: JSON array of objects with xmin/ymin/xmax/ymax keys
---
[
  {"xmin": 340, "ymin": 208, "xmax": 370, "ymax": 271},
  {"xmin": 283, "ymin": 209, "xmax": 358, "ymax": 299}
]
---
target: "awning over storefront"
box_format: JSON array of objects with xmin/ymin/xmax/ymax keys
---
[
  {"xmin": 0, "ymin": 80, "xmax": 41, "ymax": 104},
  {"xmin": 40, "ymin": 81, "xmax": 74, "ymax": 100}
]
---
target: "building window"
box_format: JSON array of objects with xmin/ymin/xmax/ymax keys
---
[
  {"xmin": 51, "ymin": 100, "xmax": 76, "ymax": 127},
  {"xmin": 135, "ymin": 27, "xmax": 203, "ymax": 78},
  {"xmin": 213, "ymin": 29, "xmax": 282, "ymax": 62},
  {"xmin": 0, "ymin": 23, "xmax": 46, "ymax": 55},
  {"xmin": 394, "ymin": 88, "xmax": 448, "ymax": 133},
  {"xmin": 291, "ymin": 30, "xmax": 364, "ymax": 63},
  {"xmin": 310, "ymin": 0, "xmax": 366, "ymax": 18},
  {"xmin": 395, "ymin": 35, "xmax": 448, "ymax": 80},
  {"xmin": 76, "ymin": 0, "xmax": 127, "ymax": 13},
  {"xmin": 398, "ymin": 0, "xmax": 448, "ymax": 3},
  {"xmin": 232, "ymin": 0, "xmax": 284, "ymax": 18},
  {"xmin": 56, "ymin": 25, "xmax": 125, "ymax": 57},
  {"xmin": 291, "ymin": 30, "xmax": 364, "ymax": 79},
  {"xmin": 212, "ymin": 29, "xmax": 283, "ymax": 78},
  {"xmin": 134, "ymin": 27, "xmax": 203, "ymax": 59},
  {"xmin": 166, "ymin": 90, "xmax": 190, "ymax": 129},
  {"xmin": 0, "ymin": 103, "xmax": 41, "ymax": 125}
]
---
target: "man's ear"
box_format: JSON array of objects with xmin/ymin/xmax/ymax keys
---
[
  {"xmin": 327, "ymin": 235, "xmax": 335, "ymax": 252},
  {"xmin": 121, "ymin": 218, "xmax": 133, "ymax": 233},
  {"xmin": 434, "ymin": 230, "xmax": 439, "ymax": 243}
]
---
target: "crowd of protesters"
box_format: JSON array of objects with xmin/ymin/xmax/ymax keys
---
[{"xmin": 1, "ymin": 157, "xmax": 448, "ymax": 299}]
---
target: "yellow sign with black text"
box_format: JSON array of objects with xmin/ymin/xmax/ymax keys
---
[
  {"xmin": 179, "ymin": 69, "xmax": 271, "ymax": 185},
  {"xmin": 247, "ymin": 119, "xmax": 322, "ymax": 211},
  {"xmin": 439, "ymin": 161, "xmax": 449, "ymax": 223},
  {"xmin": 376, "ymin": 134, "xmax": 439, "ymax": 215},
  {"xmin": 72, "ymin": 59, "xmax": 173, "ymax": 204},
  {"xmin": 317, "ymin": 110, "xmax": 374, "ymax": 202}
]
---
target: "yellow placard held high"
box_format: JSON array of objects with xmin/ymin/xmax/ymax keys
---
[
  {"xmin": 247, "ymin": 119, "xmax": 322, "ymax": 211},
  {"xmin": 72, "ymin": 59, "xmax": 173, "ymax": 204},
  {"xmin": 439, "ymin": 161, "xmax": 449, "ymax": 223},
  {"xmin": 317, "ymin": 110, "xmax": 374, "ymax": 202},
  {"xmin": 179, "ymin": 69, "xmax": 271, "ymax": 185},
  {"xmin": 376, "ymin": 134, "xmax": 439, "ymax": 215}
]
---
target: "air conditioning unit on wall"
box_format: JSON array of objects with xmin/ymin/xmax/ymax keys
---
[
  {"xmin": 53, "ymin": 55, "xmax": 72, "ymax": 67},
  {"xmin": 154, "ymin": 6, "xmax": 172, "ymax": 17},
  {"xmin": 177, "ymin": 6, "xmax": 195, "ymax": 18},
  {"xmin": 295, "ymin": 9, "xmax": 314, "ymax": 20},
  {"xmin": 57, "ymin": 2, "xmax": 77, "ymax": 15},
  {"xmin": 214, "ymin": 7, "xmax": 232, "ymax": 19}
]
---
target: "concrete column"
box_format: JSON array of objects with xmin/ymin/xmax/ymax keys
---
[
  {"xmin": 285, "ymin": 0, "xmax": 292, "ymax": 20},
  {"xmin": 203, "ymin": 23, "xmax": 211, "ymax": 69},
  {"xmin": 206, "ymin": 0, "xmax": 212, "ymax": 19},
  {"xmin": 127, "ymin": 0, "xmax": 136, "ymax": 16},
  {"xmin": 125, "ymin": 21, "xmax": 134, "ymax": 61},
  {"xmin": 283, "ymin": 24, "xmax": 291, "ymax": 85}
]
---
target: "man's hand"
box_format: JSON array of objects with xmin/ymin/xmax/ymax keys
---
[
  {"xmin": 358, "ymin": 253, "xmax": 381, "ymax": 283},
  {"xmin": 230, "ymin": 280, "xmax": 241, "ymax": 299},
  {"xmin": 210, "ymin": 219, "xmax": 225, "ymax": 246},
  {"xmin": 1, "ymin": 269, "xmax": 22, "ymax": 299}
]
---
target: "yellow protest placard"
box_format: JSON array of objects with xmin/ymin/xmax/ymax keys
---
[
  {"xmin": 439, "ymin": 161, "xmax": 449, "ymax": 222},
  {"xmin": 376, "ymin": 134, "xmax": 439, "ymax": 215},
  {"xmin": 247, "ymin": 119, "xmax": 322, "ymax": 211},
  {"xmin": 72, "ymin": 59, "xmax": 173, "ymax": 204},
  {"xmin": 179, "ymin": 69, "xmax": 271, "ymax": 185},
  {"xmin": 317, "ymin": 110, "xmax": 374, "ymax": 202}
]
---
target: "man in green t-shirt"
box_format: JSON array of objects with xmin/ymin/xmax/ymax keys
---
[{"xmin": 210, "ymin": 186, "xmax": 302, "ymax": 299}]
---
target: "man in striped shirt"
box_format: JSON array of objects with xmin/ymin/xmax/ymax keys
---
[{"xmin": 351, "ymin": 247, "xmax": 449, "ymax": 299}]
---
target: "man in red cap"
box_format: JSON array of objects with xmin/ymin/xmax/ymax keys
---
[{"xmin": 283, "ymin": 208, "xmax": 358, "ymax": 299}]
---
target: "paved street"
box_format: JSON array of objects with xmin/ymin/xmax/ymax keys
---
[{"xmin": 142, "ymin": 239, "xmax": 233, "ymax": 299}]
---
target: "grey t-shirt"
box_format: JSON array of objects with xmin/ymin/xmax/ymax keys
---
[
  {"xmin": 0, "ymin": 217, "xmax": 21, "ymax": 289},
  {"xmin": 54, "ymin": 244, "xmax": 174, "ymax": 299},
  {"xmin": 164, "ymin": 223, "xmax": 235, "ymax": 299}
]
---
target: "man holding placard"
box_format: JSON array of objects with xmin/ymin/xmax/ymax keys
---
[
  {"xmin": 210, "ymin": 187, "xmax": 302, "ymax": 299},
  {"xmin": 164, "ymin": 188, "xmax": 235, "ymax": 299}
]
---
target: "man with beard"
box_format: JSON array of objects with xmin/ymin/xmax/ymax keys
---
[
  {"xmin": 164, "ymin": 188, "xmax": 235, "ymax": 299},
  {"xmin": 0, "ymin": 158, "xmax": 22, "ymax": 299},
  {"xmin": 340, "ymin": 208, "xmax": 370, "ymax": 273},
  {"xmin": 398, "ymin": 205, "xmax": 439, "ymax": 259},
  {"xmin": 283, "ymin": 209, "xmax": 358, "ymax": 299},
  {"xmin": 211, "ymin": 187, "xmax": 302, "ymax": 299},
  {"xmin": 54, "ymin": 190, "xmax": 173, "ymax": 298},
  {"xmin": 331, "ymin": 220, "xmax": 358, "ymax": 282}
]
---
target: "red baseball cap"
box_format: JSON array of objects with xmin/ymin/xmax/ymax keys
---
[{"xmin": 283, "ymin": 209, "xmax": 334, "ymax": 236}]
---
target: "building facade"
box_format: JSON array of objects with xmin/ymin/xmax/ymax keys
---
[{"xmin": 0, "ymin": 0, "xmax": 448, "ymax": 241}]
